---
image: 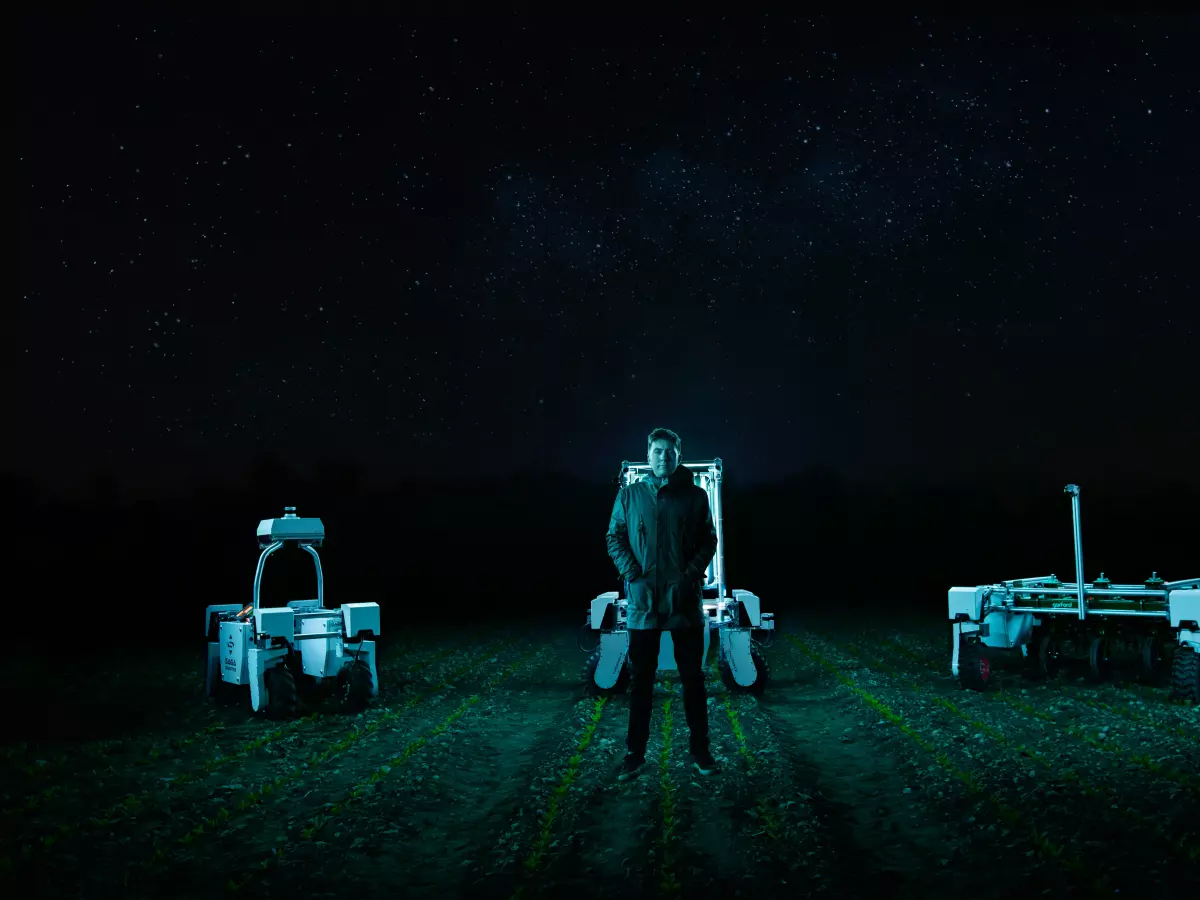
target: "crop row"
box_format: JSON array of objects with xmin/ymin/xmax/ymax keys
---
[
  {"xmin": 499, "ymin": 663, "xmax": 758, "ymax": 898},
  {"xmin": 0, "ymin": 630, "xmax": 442, "ymax": 783},
  {"xmin": 223, "ymin": 645, "xmax": 548, "ymax": 894},
  {"xmin": 886, "ymin": 629, "xmax": 1195, "ymax": 712},
  {"xmin": 0, "ymin": 720, "xmax": 230, "ymax": 820},
  {"xmin": 866, "ymin": 632, "xmax": 1200, "ymax": 791},
  {"xmin": 0, "ymin": 629, "xmax": 455, "ymax": 818},
  {"xmin": 719, "ymin": 697, "xmax": 780, "ymax": 839},
  {"xmin": 713, "ymin": 654, "xmax": 832, "ymax": 896},
  {"xmin": 0, "ymin": 659, "xmax": 219, "ymax": 776},
  {"xmin": 510, "ymin": 696, "xmax": 611, "ymax": 900},
  {"xmin": 4, "ymin": 631, "xmax": 525, "ymax": 886},
  {"xmin": 826, "ymin": 630, "xmax": 1199, "ymax": 862},
  {"xmin": 655, "ymin": 697, "xmax": 681, "ymax": 896},
  {"xmin": 784, "ymin": 632, "xmax": 1114, "ymax": 898},
  {"xmin": 135, "ymin": 633, "xmax": 528, "ymax": 882}
]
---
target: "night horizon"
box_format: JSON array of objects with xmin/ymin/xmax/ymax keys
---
[{"xmin": 15, "ymin": 14, "xmax": 1198, "ymax": 495}]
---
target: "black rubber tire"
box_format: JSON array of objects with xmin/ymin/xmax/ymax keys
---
[
  {"xmin": 204, "ymin": 619, "xmax": 231, "ymax": 701},
  {"xmin": 752, "ymin": 629, "xmax": 776, "ymax": 650},
  {"xmin": 284, "ymin": 650, "xmax": 322, "ymax": 700},
  {"xmin": 718, "ymin": 644, "xmax": 771, "ymax": 697},
  {"xmin": 958, "ymin": 639, "xmax": 993, "ymax": 691},
  {"xmin": 1038, "ymin": 634, "xmax": 1061, "ymax": 680},
  {"xmin": 582, "ymin": 647, "xmax": 631, "ymax": 696},
  {"xmin": 264, "ymin": 665, "xmax": 298, "ymax": 719},
  {"xmin": 1169, "ymin": 645, "xmax": 1199, "ymax": 704},
  {"xmin": 204, "ymin": 644, "xmax": 219, "ymax": 698},
  {"xmin": 345, "ymin": 660, "xmax": 374, "ymax": 713},
  {"xmin": 206, "ymin": 655, "xmax": 241, "ymax": 704},
  {"xmin": 1141, "ymin": 636, "xmax": 1164, "ymax": 680},
  {"xmin": 578, "ymin": 623, "xmax": 602, "ymax": 654},
  {"xmin": 1087, "ymin": 636, "xmax": 1111, "ymax": 681}
]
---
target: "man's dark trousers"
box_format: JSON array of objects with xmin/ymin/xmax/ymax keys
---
[{"xmin": 626, "ymin": 626, "xmax": 709, "ymax": 758}]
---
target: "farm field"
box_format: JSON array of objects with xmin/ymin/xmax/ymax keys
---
[{"xmin": 3, "ymin": 616, "xmax": 1196, "ymax": 900}]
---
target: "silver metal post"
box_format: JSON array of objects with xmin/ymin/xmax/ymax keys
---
[
  {"xmin": 712, "ymin": 459, "xmax": 725, "ymax": 599},
  {"xmin": 253, "ymin": 541, "xmax": 283, "ymax": 612},
  {"xmin": 302, "ymin": 542, "xmax": 325, "ymax": 608},
  {"xmin": 1005, "ymin": 586, "xmax": 1169, "ymax": 598},
  {"xmin": 1065, "ymin": 484, "xmax": 1086, "ymax": 620}
]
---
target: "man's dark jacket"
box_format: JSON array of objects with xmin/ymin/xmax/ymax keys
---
[{"xmin": 605, "ymin": 464, "xmax": 719, "ymax": 630}]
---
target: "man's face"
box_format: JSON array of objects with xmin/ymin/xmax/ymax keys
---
[{"xmin": 648, "ymin": 439, "xmax": 679, "ymax": 478}]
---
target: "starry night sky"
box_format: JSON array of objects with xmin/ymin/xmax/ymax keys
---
[{"xmin": 15, "ymin": 15, "xmax": 1199, "ymax": 492}]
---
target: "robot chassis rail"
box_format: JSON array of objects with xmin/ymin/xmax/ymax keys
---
[
  {"xmin": 204, "ymin": 507, "xmax": 382, "ymax": 717},
  {"xmin": 582, "ymin": 458, "xmax": 776, "ymax": 696},
  {"xmin": 950, "ymin": 484, "xmax": 1199, "ymax": 702}
]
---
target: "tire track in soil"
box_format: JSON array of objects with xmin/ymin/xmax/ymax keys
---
[
  {"xmin": 462, "ymin": 695, "xmax": 616, "ymax": 900},
  {"xmin": 660, "ymin": 673, "xmax": 745, "ymax": 899},
  {"xmin": 2, "ymin": 629, "xmax": 448, "ymax": 790},
  {"xmin": 500, "ymin": 640, "xmax": 863, "ymax": 898},
  {"xmin": 783, "ymin": 631, "xmax": 1080, "ymax": 900},
  {"xmin": 491, "ymin": 667, "xmax": 735, "ymax": 899},
  {"xmin": 486, "ymin": 686, "xmax": 633, "ymax": 900},
  {"xmin": 717, "ymin": 648, "xmax": 834, "ymax": 898},
  {"xmin": 155, "ymin": 640, "xmax": 537, "ymax": 894},
  {"xmin": 807, "ymin": 627, "xmax": 1197, "ymax": 896},
  {"xmin": 534, "ymin": 684, "xmax": 674, "ymax": 900},
  {"xmin": 518, "ymin": 656, "xmax": 817, "ymax": 899},
  {"xmin": 16, "ymin": 632, "xmax": 498, "ymax": 846},
  {"xmin": 885, "ymin": 629, "xmax": 1198, "ymax": 731},
  {"xmin": 2, "ymin": 629, "xmax": 468, "ymax": 837},
  {"xmin": 872, "ymin": 627, "xmax": 1200, "ymax": 771},
  {"xmin": 762, "ymin": 639, "xmax": 998, "ymax": 900},
  {"xmin": 861, "ymin": 626, "xmax": 1200, "ymax": 809},
  {"xmin": 250, "ymin": 642, "xmax": 576, "ymax": 899},
  {"xmin": 704, "ymin": 654, "xmax": 832, "ymax": 899},
  {"xmin": 29, "ymin": 636, "xmax": 529, "ymax": 899},
  {"xmin": 841, "ymin": 629, "xmax": 1200, "ymax": 885}
]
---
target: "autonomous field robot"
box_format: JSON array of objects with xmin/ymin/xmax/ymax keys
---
[
  {"xmin": 949, "ymin": 485, "xmax": 1199, "ymax": 702},
  {"xmin": 581, "ymin": 458, "xmax": 776, "ymax": 696},
  {"xmin": 204, "ymin": 507, "xmax": 381, "ymax": 717}
]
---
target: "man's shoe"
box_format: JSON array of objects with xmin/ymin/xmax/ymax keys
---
[
  {"xmin": 690, "ymin": 749, "xmax": 720, "ymax": 776},
  {"xmin": 617, "ymin": 753, "xmax": 645, "ymax": 782}
]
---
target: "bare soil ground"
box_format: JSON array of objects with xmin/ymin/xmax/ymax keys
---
[{"xmin": 2, "ymin": 617, "xmax": 1196, "ymax": 900}]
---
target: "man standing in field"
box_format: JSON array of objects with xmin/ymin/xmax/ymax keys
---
[{"xmin": 606, "ymin": 427, "xmax": 721, "ymax": 781}]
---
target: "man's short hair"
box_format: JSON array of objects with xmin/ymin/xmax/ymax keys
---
[{"xmin": 647, "ymin": 427, "xmax": 681, "ymax": 452}]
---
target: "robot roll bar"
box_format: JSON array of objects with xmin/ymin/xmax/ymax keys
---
[
  {"xmin": 251, "ymin": 539, "xmax": 325, "ymax": 612},
  {"xmin": 302, "ymin": 542, "xmax": 325, "ymax": 609},
  {"xmin": 253, "ymin": 541, "xmax": 284, "ymax": 612},
  {"xmin": 252, "ymin": 507, "xmax": 328, "ymax": 613}
]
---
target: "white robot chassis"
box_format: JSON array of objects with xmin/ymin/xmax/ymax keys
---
[
  {"xmin": 581, "ymin": 458, "xmax": 776, "ymax": 696},
  {"xmin": 204, "ymin": 507, "xmax": 382, "ymax": 717},
  {"xmin": 950, "ymin": 484, "xmax": 1200, "ymax": 702}
]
